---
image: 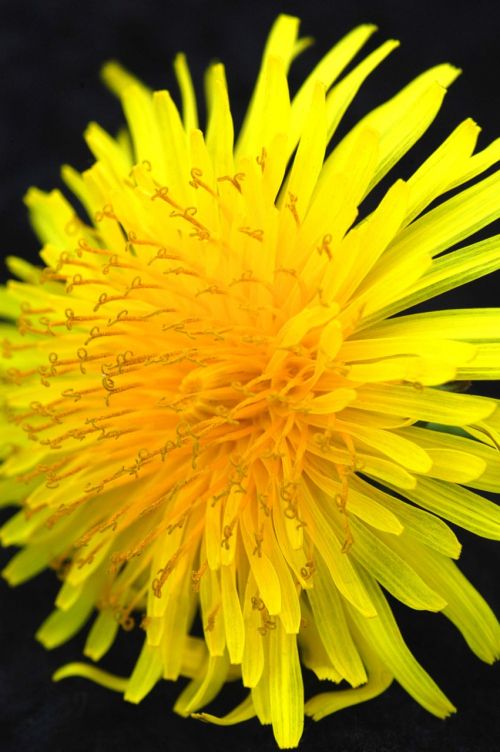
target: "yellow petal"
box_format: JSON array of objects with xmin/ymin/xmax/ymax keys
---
[
  {"xmin": 84, "ymin": 609, "xmax": 120, "ymax": 661},
  {"xmin": 174, "ymin": 52, "xmax": 198, "ymax": 132},
  {"xmin": 124, "ymin": 640, "xmax": 162, "ymax": 703},
  {"xmin": 405, "ymin": 477, "xmax": 500, "ymax": 540},
  {"xmin": 174, "ymin": 653, "xmax": 229, "ymax": 716},
  {"xmin": 221, "ymin": 563, "xmax": 245, "ymax": 664},
  {"xmin": 346, "ymin": 572, "xmax": 456, "ymax": 718},
  {"xmin": 193, "ymin": 693, "xmax": 256, "ymax": 725},
  {"xmin": 345, "ymin": 516, "xmax": 447, "ymax": 611},
  {"xmin": 305, "ymin": 628, "xmax": 393, "ymax": 720},
  {"xmin": 268, "ymin": 621, "xmax": 304, "ymax": 749},
  {"xmin": 53, "ymin": 662, "xmax": 128, "ymax": 693},
  {"xmin": 306, "ymin": 554, "xmax": 367, "ymax": 686}
]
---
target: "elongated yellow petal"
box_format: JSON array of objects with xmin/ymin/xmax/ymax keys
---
[
  {"xmin": 307, "ymin": 554, "xmax": 367, "ymax": 686},
  {"xmin": 388, "ymin": 536, "xmax": 500, "ymax": 663},
  {"xmin": 345, "ymin": 517, "xmax": 447, "ymax": 611},
  {"xmin": 306, "ymin": 463, "xmax": 403, "ymax": 535},
  {"xmin": 305, "ymin": 628, "xmax": 393, "ymax": 720},
  {"xmin": 221, "ymin": 563, "xmax": 245, "ymax": 664},
  {"xmin": 36, "ymin": 582, "xmax": 98, "ymax": 649},
  {"xmin": 384, "ymin": 169, "xmax": 500, "ymax": 267},
  {"xmin": 403, "ymin": 118, "xmax": 479, "ymax": 224},
  {"xmin": 205, "ymin": 63, "xmax": 234, "ymax": 178},
  {"xmin": 362, "ymin": 308, "xmax": 500, "ymax": 340},
  {"xmin": 174, "ymin": 653, "xmax": 229, "ymax": 717},
  {"xmin": 84, "ymin": 609, "xmax": 120, "ymax": 661},
  {"xmin": 324, "ymin": 39, "xmax": 399, "ymax": 143},
  {"xmin": 193, "ymin": 693, "xmax": 256, "ymax": 726},
  {"xmin": 350, "ymin": 476, "xmax": 461, "ymax": 558},
  {"xmin": 124, "ymin": 641, "xmax": 163, "ymax": 703},
  {"xmin": 352, "ymin": 383, "xmax": 496, "ymax": 426},
  {"xmin": 288, "ymin": 23, "xmax": 377, "ymax": 150},
  {"xmin": 53, "ymin": 663, "xmax": 128, "ymax": 693},
  {"xmin": 298, "ymin": 598, "xmax": 343, "ymax": 683},
  {"xmin": 366, "ymin": 235, "xmax": 500, "ymax": 324},
  {"xmin": 346, "ymin": 572, "xmax": 456, "ymax": 718},
  {"xmin": 236, "ymin": 14, "xmax": 299, "ymax": 160},
  {"xmin": 302, "ymin": 483, "xmax": 377, "ymax": 617},
  {"xmin": 333, "ymin": 64, "xmax": 460, "ymax": 194},
  {"xmin": 268, "ymin": 620, "xmax": 304, "ymax": 749},
  {"xmin": 174, "ymin": 52, "xmax": 198, "ymax": 132},
  {"xmin": 404, "ymin": 477, "xmax": 500, "ymax": 539}
]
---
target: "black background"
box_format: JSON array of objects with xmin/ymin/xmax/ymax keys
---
[{"xmin": 0, "ymin": 1, "xmax": 499, "ymax": 750}]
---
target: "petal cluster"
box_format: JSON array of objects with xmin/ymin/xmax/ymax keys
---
[{"xmin": 1, "ymin": 14, "xmax": 500, "ymax": 748}]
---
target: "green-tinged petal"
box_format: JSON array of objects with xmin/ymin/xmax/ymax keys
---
[
  {"xmin": 346, "ymin": 516, "xmax": 447, "ymax": 611},
  {"xmin": 307, "ymin": 553, "xmax": 367, "ymax": 686},
  {"xmin": 301, "ymin": 482, "xmax": 377, "ymax": 617},
  {"xmin": 36, "ymin": 580, "xmax": 98, "ymax": 649},
  {"xmin": 124, "ymin": 640, "xmax": 163, "ymax": 703},
  {"xmin": 5, "ymin": 257, "xmax": 42, "ymax": 285},
  {"xmin": 402, "ymin": 425, "xmax": 500, "ymax": 491},
  {"xmin": 252, "ymin": 639, "xmax": 272, "ymax": 725},
  {"xmin": 174, "ymin": 653, "xmax": 230, "ymax": 717},
  {"xmin": 403, "ymin": 477, "xmax": 500, "ymax": 539},
  {"xmin": 268, "ymin": 620, "xmax": 304, "ymax": 749},
  {"xmin": 220, "ymin": 563, "xmax": 246, "ymax": 665},
  {"xmin": 101, "ymin": 60, "xmax": 148, "ymax": 98},
  {"xmin": 352, "ymin": 383, "xmax": 496, "ymax": 426},
  {"xmin": 3, "ymin": 543, "xmax": 59, "ymax": 585},
  {"xmin": 84, "ymin": 609, "xmax": 120, "ymax": 661},
  {"xmin": 193, "ymin": 693, "xmax": 256, "ymax": 726},
  {"xmin": 159, "ymin": 587, "xmax": 198, "ymax": 679},
  {"xmin": 242, "ymin": 572, "xmax": 265, "ymax": 688},
  {"xmin": 305, "ymin": 627, "xmax": 393, "ymax": 720},
  {"xmin": 346, "ymin": 571, "xmax": 456, "ymax": 717},
  {"xmin": 53, "ymin": 663, "xmax": 128, "ymax": 693},
  {"xmin": 179, "ymin": 636, "xmax": 208, "ymax": 680},
  {"xmin": 298, "ymin": 598, "xmax": 342, "ymax": 683},
  {"xmin": 24, "ymin": 187, "xmax": 75, "ymax": 248},
  {"xmin": 387, "ymin": 535, "xmax": 500, "ymax": 663},
  {"xmin": 306, "ymin": 463, "xmax": 403, "ymax": 535},
  {"xmin": 350, "ymin": 476, "xmax": 461, "ymax": 558}
]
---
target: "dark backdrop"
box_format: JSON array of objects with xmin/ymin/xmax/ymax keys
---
[{"xmin": 0, "ymin": 1, "xmax": 499, "ymax": 751}]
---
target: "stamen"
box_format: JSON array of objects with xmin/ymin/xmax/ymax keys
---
[
  {"xmin": 204, "ymin": 603, "xmax": 220, "ymax": 632},
  {"xmin": 190, "ymin": 168, "xmax": 218, "ymax": 197},
  {"xmin": 239, "ymin": 227, "xmax": 264, "ymax": 242},
  {"xmin": 256, "ymin": 147, "xmax": 267, "ymax": 172},
  {"xmin": 317, "ymin": 233, "xmax": 333, "ymax": 261},
  {"xmin": 191, "ymin": 560, "xmax": 208, "ymax": 592},
  {"xmin": 286, "ymin": 192, "xmax": 300, "ymax": 226},
  {"xmin": 217, "ymin": 173, "xmax": 245, "ymax": 192}
]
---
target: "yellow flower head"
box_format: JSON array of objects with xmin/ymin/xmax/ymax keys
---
[{"xmin": 1, "ymin": 14, "xmax": 500, "ymax": 748}]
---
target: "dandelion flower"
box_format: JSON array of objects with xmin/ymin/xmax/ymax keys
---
[{"xmin": 1, "ymin": 14, "xmax": 500, "ymax": 749}]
